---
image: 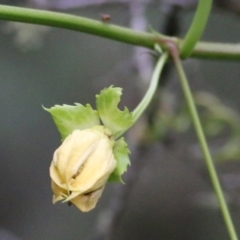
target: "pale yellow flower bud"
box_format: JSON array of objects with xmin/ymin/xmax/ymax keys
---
[{"xmin": 50, "ymin": 128, "xmax": 116, "ymax": 212}]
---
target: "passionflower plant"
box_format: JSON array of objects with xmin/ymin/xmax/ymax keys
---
[
  {"xmin": 50, "ymin": 127, "xmax": 116, "ymax": 212},
  {"xmin": 45, "ymin": 86, "xmax": 132, "ymax": 212}
]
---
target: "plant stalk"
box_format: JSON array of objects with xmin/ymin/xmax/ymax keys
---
[
  {"xmin": 0, "ymin": 5, "xmax": 240, "ymax": 60},
  {"xmin": 171, "ymin": 46, "xmax": 238, "ymax": 240},
  {"xmin": 115, "ymin": 51, "xmax": 168, "ymax": 139},
  {"xmin": 180, "ymin": 0, "xmax": 213, "ymax": 58},
  {"xmin": 132, "ymin": 51, "xmax": 168, "ymax": 122}
]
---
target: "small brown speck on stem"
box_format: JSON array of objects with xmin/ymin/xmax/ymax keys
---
[{"xmin": 101, "ymin": 14, "xmax": 111, "ymax": 22}]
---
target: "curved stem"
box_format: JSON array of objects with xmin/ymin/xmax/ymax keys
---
[
  {"xmin": 0, "ymin": 4, "xmax": 162, "ymax": 49},
  {"xmin": 180, "ymin": 0, "xmax": 213, "ymax": 58},
  {"xmin": 171, "ymin": 46, "xmax": 238, "ymax": 240},
  {"xmin": 115, "ymin": 51, "xmax": 168, "ymax": 139},
  {"xmin": 0, "ymin": 5, "xmax": 240, "ymax": 60},
  {"xmin": 132, "ymin": 51, "xmax": 168, "ymax": 122},
  {"xmin": 191, "ymin": 41, "xmax": 240, "ymax": 61}
]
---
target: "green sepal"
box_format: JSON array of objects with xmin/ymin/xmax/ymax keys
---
[
  {"xmin": 108, "ymin": 137, "xmax": 131, "ymax": 183},
  {"xmin": 44, "ymin": 103, "xmax": 100, "ymax": 140},
  {"xmin": 96, "ymin": 86, "xmax": 133, "ymax": 137}
]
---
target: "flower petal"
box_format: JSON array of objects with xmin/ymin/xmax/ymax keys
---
[
  {"xmin": 50, "ymin": 127, "xmax": 117, "ymax": 212},
  {"xmin": 51, "ymin": 181, "xmax": 68, "ymax": 204},
  {"xmin": 70, "ymin": 187, "xmax": 104, "ymax": 212},
  {"xmin": 50, "ymin": 162, "xmax": 67, "ymax": 190},
  {"xmin": 53, "ymin": 129, "xmax": 102, "ymax": 182},
  {"xmin": 69, "ymin": 135, "xmax": 116, "ymax": 192}
]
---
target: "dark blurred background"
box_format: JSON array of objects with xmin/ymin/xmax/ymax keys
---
[{"xmin": 1, "ymin": 1, "xmax": 240, "ymax": 240}]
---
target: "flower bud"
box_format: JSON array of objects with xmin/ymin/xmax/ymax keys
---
[{"xmin": 50, "ymin": 127, "xmax": 116, "ymax": 212}]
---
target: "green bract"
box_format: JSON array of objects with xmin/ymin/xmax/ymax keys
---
[
  {"xmin": 45, "ymin": 86, "xmax": 133, "ymax": 182},
  {"xmin": 96, "ymin": 86, "xmax": 133, "ymax": 137},
  {"xmin": 44, "ymin": 103, "xmax": 99, "ymax": 140},
  {"xmin": 110, "ymin": 137, "xmax": 131, "ymax": 182}
]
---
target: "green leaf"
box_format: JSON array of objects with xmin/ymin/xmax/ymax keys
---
[
  {"xmin": 96, "ymin": 86, "xmax": 133, "ymax": 137},
  {"xmin": 44, "ymin": 103, "xmax": 100, "ymax": 140},
  {"xmin": 109, "ymin": 137, "xmax": 131, "ymax": 182}
]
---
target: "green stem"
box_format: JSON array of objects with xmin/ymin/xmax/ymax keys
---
[
  {"xmin": 132, "ymin": 51, "xmax": 168, "ymax": 122},
  {"xmin": 171, "ymin": 47, "xmax": 238, "ymax": 240},
  {"xmin": 180, "ymin": 0, "xmax": 213, "ymax": 58},
  {"xmin": 191, "ymin": 41, "xmax": 240, "ymax": 61},
  {"xmin": 0, "ymin": 4, "xmax": 162, "ymax": 49},
  {"xmin": 0, "ymin": 5, "xmax": 240, "ymax": 60},
  {"xmin": 115, "ymin": 51, "xmax": 168, "ymax": 139}
]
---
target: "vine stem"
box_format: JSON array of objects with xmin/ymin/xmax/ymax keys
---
[
  {"xmin": 169, "ymin": 44, "xmax": 238, "ymax": 240},
  {"xmin": 115, "ymin": 51, "xmax": 168, "ymax": 139},
  {"xmin": 180, "ymin": 0, "xmax": 213, "ymax": 58},
  {"xmin": 132, "ymin": 51, "xmax": 168, "ymax": 123},
  {"xmin": 0, "ymin": 4, "xmax": 240, "ymax": 60},
  {"xmin": 0, "ymin": 4, "xmax": 169, "ymax": 49}
]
